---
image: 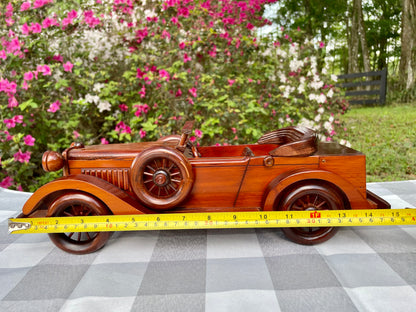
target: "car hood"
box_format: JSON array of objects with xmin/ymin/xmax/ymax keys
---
[{"xmin": 66, "ymin": 141, "xmax": 176, "ymax": 160}]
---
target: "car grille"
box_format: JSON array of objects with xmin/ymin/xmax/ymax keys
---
[{"xmin": 81, "ymin": 168, "xmax": 131, "ymax": 191}]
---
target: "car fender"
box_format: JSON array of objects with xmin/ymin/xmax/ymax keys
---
[
  {"xmin": 22, "ymin": 174, "xmax": 153, "ymax": 217},
  {"xmin": 262, "ymin": 169, "xmax": 370, "ymax": 211}
]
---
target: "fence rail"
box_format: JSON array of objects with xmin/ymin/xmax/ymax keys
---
[{"xmin": 337, "ymin": 68, "xmax": 387, "ymax": 105}]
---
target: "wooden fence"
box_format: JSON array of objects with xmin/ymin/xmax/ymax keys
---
[{"xmin": 337, "ymin": 68, "xmax": 387, "ymax": 105}]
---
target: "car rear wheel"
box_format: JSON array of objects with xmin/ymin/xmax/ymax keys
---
[
  {"xmin": 279, "ymin": 184, "xmax": 343, "ymax": 245},
  {"xmin": 131, "ymin": 146, "xmax": 194, "ymax": 210},
  {"xmin": 48, "ymin": 192, "xmax": 112, "ymax": 254}
]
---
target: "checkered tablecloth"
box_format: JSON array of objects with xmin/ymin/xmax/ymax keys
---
[{"xmin": 1, "ymin": 180, "xmax": 416, "ymax": 312}]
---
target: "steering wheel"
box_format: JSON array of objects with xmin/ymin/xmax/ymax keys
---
[{"xmin": 176, "ymin": 121, "xmax": 199, "ymax": 157}]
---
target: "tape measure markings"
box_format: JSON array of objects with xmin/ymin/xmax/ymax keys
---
[{"xmin": 8, "ymin": 209, "xmax": 416, "ymax": 234}]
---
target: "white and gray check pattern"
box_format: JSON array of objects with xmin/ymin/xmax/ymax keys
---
[{"xmin": 1, "ymin": 180, "xmax": 415, "ymax": 312}]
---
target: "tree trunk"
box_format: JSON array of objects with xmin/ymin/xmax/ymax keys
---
[
  {"xmin": 349, "ymin": 0, "xmax": 360, "ymax": 73},
  {"xmin": 348, "ymin": 0, "xmax": 370, "ymax": 73},
  {"xmin": 377, "ymin": 37, "xmax": 387, "ymax": 71},
  {"xmin": 358, "ymin": 5, "xmax": 371, "ymax": 72},
  {"xmin": 399, "ymin": 0, "xmax": 416, "ymax": 90},
  {"xmin": 303, "ymin": 0, "xmax": 313, "ymax": 38}
]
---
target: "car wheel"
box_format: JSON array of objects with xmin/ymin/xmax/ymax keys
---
[
  {"xmin": 279, "ymin": 184, "xmax": 343, "ymax": 245},
  {"xmin": 131, "ymin": 146, "xmax": 194, "ymax": 210},
  {"xmin": 48, "ymin": 192, "xmax": 112, "ymax": 254}
]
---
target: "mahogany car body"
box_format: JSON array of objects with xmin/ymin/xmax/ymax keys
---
[{"xmin": 19, "ymin": 122, "xmax": 390, "ymax": 254}]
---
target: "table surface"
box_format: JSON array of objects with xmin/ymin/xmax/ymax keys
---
[{"xmin": 1, "ymin": 180, "xmax": 416, "ymax": 312}]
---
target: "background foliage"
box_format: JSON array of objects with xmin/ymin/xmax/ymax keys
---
[
  {"xmin": 265, "ymin": 0, "xmax": 414, "ymax": 101},
  {"xmin": 1, "ymin": 0, "xmax": 348, "ymax": 191}
]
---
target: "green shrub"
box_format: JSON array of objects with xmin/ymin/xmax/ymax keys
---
[{"xmin": 0, "ymin": 0, "xmax": 348, "ymax": 191}]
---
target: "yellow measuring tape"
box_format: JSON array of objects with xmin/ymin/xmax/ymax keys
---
[{"xmin": 8, "ymin": 209, "xmax": 416, "ymax": 234}]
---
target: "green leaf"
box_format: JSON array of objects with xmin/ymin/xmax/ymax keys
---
[
  {"xmin": 55, "ymin": 79, "xmax": 69, "ymax": 89},
  {"xmin": 19, "ymin": 99, "xmax": 38, "ymax": 111},
  {"xmin": 141, "ymin": 119, "xmax": 158, "ymax": 132}
]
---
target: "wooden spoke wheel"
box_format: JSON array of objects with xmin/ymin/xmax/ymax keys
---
[
  {"xmin": 131, "ymin": 146, "xmax": 194, "ymax": 210},
  {"xmin": 48, "ymin": 192, "xmax": 112, "ymax": 254},
  {"xmin": 279, "ymin": 184, "xmax": 343, "ymax": 245}
]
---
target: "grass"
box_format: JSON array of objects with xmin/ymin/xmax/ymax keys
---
[{"xmin": 343, "ymin": 103, "xmax": 416, "ymax": 182}]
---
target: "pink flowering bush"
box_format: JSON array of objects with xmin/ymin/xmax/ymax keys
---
[{"xmin": 0, "ymin": 0, "xmax": 348, "ymax": 191}]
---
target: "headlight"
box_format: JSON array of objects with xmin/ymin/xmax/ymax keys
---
[{"xmin": 42, "ymin": 151, "xmax": 64, "ymax": 172}]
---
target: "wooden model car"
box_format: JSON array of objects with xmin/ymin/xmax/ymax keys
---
[{"xmin": 19, "ymin": 121, "xmax": 390, "ymax": 254}]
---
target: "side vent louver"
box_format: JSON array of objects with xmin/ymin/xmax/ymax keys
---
[{"xmin": 81, "ymin": 168, "xmax": 130, "ymax": 191}]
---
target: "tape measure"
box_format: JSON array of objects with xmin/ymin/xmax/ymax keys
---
[{"xmin": 8, "ymin": 209, "xmax": 416, "ymax": 234}]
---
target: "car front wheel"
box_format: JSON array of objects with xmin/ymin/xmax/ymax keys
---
[{"xmin": 48, "ymin": 192, "xmax": 112, "ymax": 254}]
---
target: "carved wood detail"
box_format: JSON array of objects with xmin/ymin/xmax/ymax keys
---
[{"xmin": 81, "ymin": 168, "xmax": 130, "ymax": 191}]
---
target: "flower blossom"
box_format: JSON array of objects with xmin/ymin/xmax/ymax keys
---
[
  {"xmin": 8, "ymin": 96, "xmax": 18, "ymax": 108},
  {"xmin": 47, "ymin": 100, "xmax": 61, "ymax": 113},
  {"xmin": 63, "ymin": 61, "xmax": 73, "ymax": 72},
  {"xmin": 37, "ymin": 64, "xmax": 52, "ymax": 76},
  {"xmin": 24, "ymin": 71, "xmax": 34, "ymax": 81},
  {"xmin": 188, "ymin": 87, "xmax": 197, "ymax": 97},
  {"xmin": 21, "ymin": 23, "xmax": 30, "ymax": 35},
  {"xmin": 33, "ymin": 0, "xmax": 50, "ymax": 9},
  {"xmin": 83, "ymin": 10, "xmax": 101, "ymax": 28},
  {"xmin": 134, "ymin": 104, "xmax": 150, "ymax": 117},
  {"xmin": 14, "ymin": 149, "xmax": 31, "ymax": 163},
  {"xmin": 0, "ymin": 176, "xmax": 13, "ymax": 189},
  {"xmin": 68, "ymin": 10, "xmax": 78, "ymax": 19},
  {"xmin": 101, "ymin": 138, "xmax": 109, "ymax": 144},
  {"xmin": 161, "ymin": 30, "xmax": 171, "ymax": 40},
  {"xmin": 139, "ymin": 129, "xmax": 146, "ymax": 138},
  {"xmin": 4, "ymin": 115, "xmax": 23, "ymax": 128},
  {"xmin": 62, "ymin": 18, "xmax": 74, "ymax": 27},
  {"xmin": 6, "ymin": 18, "xmax": 15, "ymax": 27},
  {"xmin": 42, "ymin": 17, "xmax": 58, "ymax": 28},
  {"xmin": 138, "ymin": 86, "xmax": 146, "ymax": 98},
  {"xmin": 195, "ymin": 129, "xmax": 203, "ymax": 138},
  {"xmin": 2, "ymin": 130, "xmax": 13, "ymax": 141},
  {"xmin": 119, "ymin": 104, "xmax": 128, "ymax": 112},
  {"xmin": 4, "ymin": 119, "xmax": 15, "ymax": 129},
  {"xmin": 339, "ymin": 140, "xmax": 352, "ymax": 148},
  {"xmin": 178, "ymin": 6, "xmax": 190, "ymax": 17},
  {"xmin": 23, "ymin": 134, "xmax": 35, "ymax": 146},
  {"xmin": 0, "ymin": 78, "xmax": 17, "ymax": 94},
  {"xmin": 5, "ymin": 3, "xmax": 13, "ymax": 18},
  {"xmin": 208, "ymin": 45, "xmax": 217, "ymax": 57},
  {"xmin": 53, "ymin": 54, "xmax": 63, "ymax": 62},
  {"xmin": 183, "ymin": 53, "xmax": 191, "ymax": 63},
  {"xmin": 30, "ymin": 23, "xmax": 42, "ymax": 34},
  {"xmin": 159, "ymin": 69, "xmax": 170, "ymax": 81},
  {"xmin": 97, "ymin": 100, "xmax": 111, "ymax": 112},
  {"xmin": 20, "ymin": 2, "xmax": 31, "ymax": 11},
  {"xmin": 115, "ymin": 121, "xmax": 131, "ymax": 134}
]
